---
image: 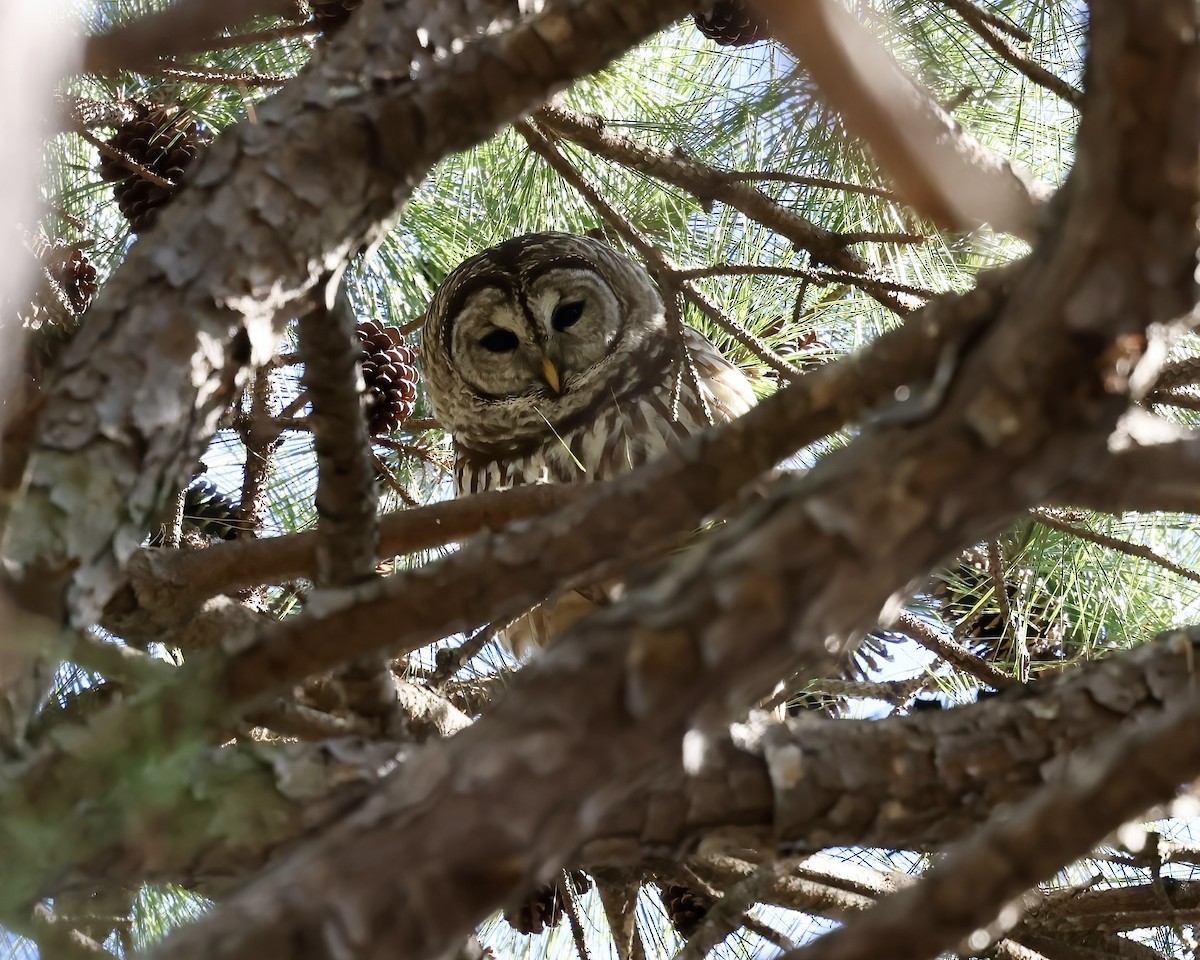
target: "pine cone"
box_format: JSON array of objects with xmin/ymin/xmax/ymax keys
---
[
  {"xmin": 505, "ymin": 872, "xmax": 591, "ymax": 936},
  {"xmin": 661, "ymin": 882, "xmax": 714, "ymax": 939},
  {"xmin": 43, "ymin": 243, "xmax": 98, "ymax": 314},
  {"xmin": 309, "ymin": 0, "xmax": 363, "ymax": 33},
  {"xmin": 693, "ymin": 0, "xmax": 770, "ymax": 46},
  {"xmin": 184, "ymin": 479, "xmax": 241, "ymax": 540},
  {"xmin": 99, "ymin": 103, "xmax": 204, "ymax": 233},
  {"xmin": 357, "ymin": 320, "xmax": 419, "ymax": 435}
]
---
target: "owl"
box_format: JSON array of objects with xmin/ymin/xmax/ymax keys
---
[{"xmin": 419, "ymin": 232, "xmax": 755, "ymax": 651}]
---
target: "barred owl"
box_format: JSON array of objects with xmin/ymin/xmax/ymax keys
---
[{"xmin": 420, "ymin": 232, "xmax": 755, "ymax": 651}]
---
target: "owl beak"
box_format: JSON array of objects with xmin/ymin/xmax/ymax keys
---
[{"xmin": 541, "ymin": 356, "xmax": 562, "ymax": 394}]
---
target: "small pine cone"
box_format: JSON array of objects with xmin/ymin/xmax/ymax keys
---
[
  {"xmin": 99, "ymin": 103, "xmax": 204, "ymax": 233},
  {"xmin": 357, "ymin": 320, "xmax": 419, "ymax": 435},
  {"xmin": 504, "ymin": 872, "xmax": 591, "ymax": 936},
  {"xmin": 309, "ymin": 0, "xmax": 363, "ymax": 33},
  {"xmin": 693, "ymin": 0, "xmax": 770, "ymax": 46},
  {"xmin": 661, "ymin": 882, "xmax": 714, "ymax": 939},
  {"xmin": 43, "ymin": 243, "xmax": 98, "ymax": 314},
  {"xmin": 185, "ymin": 479, "xmax": 241, "ymax": 540},
  {"xmin": 505, "ymin": 883, "xmax": 562, "ymax": 936}
]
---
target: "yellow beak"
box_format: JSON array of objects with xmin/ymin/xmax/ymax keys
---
[{"xmin": 541, "ymin": 356, "xmax": 561, "ymax": 394}]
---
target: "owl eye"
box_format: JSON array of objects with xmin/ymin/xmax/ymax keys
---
[
  {"xmin": 551, "ymin": 301, "xmax": 585, "ymax": 332},
  {"xmin": 479, "ymin": 329, "xmax": 519, "ymax": 353}
]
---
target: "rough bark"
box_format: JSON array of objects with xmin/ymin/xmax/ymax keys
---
[{"xmin": 19, "ymin": 622, "xmax": 1191, "ymax": 908}]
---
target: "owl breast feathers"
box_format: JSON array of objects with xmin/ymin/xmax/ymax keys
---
[{"xmin": 419, "ymin": 232, "xmax": 756, "ymax": 650}]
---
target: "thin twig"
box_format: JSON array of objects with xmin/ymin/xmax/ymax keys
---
[
  {"xmin": 153, "ymin": 64, "xmax": 290, "ymax": 87},
  {"xmin": 937, "ymin": 0, "xmax": 1083, "ymax": 106},
  {"xmin": 45, "ymin": 204, "xmax": 89, "ymax": 232},
  {"xmin": 677, "ymin": 261, "xmax": 938, "ymax": 300},
  {"xmin": 517, "ymin": 119, "xmax": 804, "ymax": 382},
  {"xmin": 726, "ymin": 170, "xmax": 900, "ymax": 201},
  {"xmin": 1032, "ymin": 510, "xmax": 1200, "ymax": 586},
  {"xmin": 246, "ymin": 700, "xmax": 375, "ymax": 740},
  {"xmin": 373, "ymin": 452, "xmax": 421, "ymax": 508},
  {"xmin": 560, "ymin": 872, "xmax": 593, "ymax": 960},
  {"xmin": 896, "ymin": 611, "xmax": 1019, "ymax": 688},
  {"xmin": 236, "ymin": 367, "xmax": 283, "ymax": 535},
  {"xmin": 165, "ymin": 487, "xmax": 186, "ymax": 548},
  {"xmin": 809, "ymin": 676, "xmax": 926, "ymax": 707},
  {"xmin": 837, "ymin": 230, "xmax": 934, "ymax": 246},
  {"xmin": 402, "ymin": 417, "xmax": 442, "ymax": 432},
  {"xmin": 430, "ymin": 624, "xmax": 500, "ymax": 687},
  {"xmin": 536, "ymin": 102, "xmax": 915, "ymax": 314},
  {"xmin": 674, "ymin": 262, "xmax": 939, "ymax": 297},
  {"xmin": 199, "ymin": 21, "xmax": 319, "ymax": 53},
  {"xmin": 986, "ymin": 539, "xmax": 1014, "ymax": 639},
  {"xmin": 742, "ymin": 916, "xmax": 796, "ymax": 952},
  {"xmin": 987, "ymin": 538, "xmax": 1026, "ymax": 683},
  {"xmin": 1149, "ymin": 389, "xmax": 1200, "ymax": 413},
  {"xmin": 396, "ymin": 314, "xmax": 427, "ymax": 336},
  {"xmin": 371, "ymin": 438, "xmax": 453, "ymax": 476},
  {"xmin": 802, "ymin": 265, "xmax": 939, "ymax": 298},
  {"xmin": 75, "ymin": 128, "xmax": 176, "ymax": 189},
  {"xmin": 934, "ymin": 0, "xmax": 1032, "ymax": 42},
  {"xmin": 673, "ymin": 863, "xmax": 781, "ymax": 960},
  {"xmin": 1150, "ymin": 356, "xmax": 1200, "ymax": 393},
  {"xmin": 278, "ymin": 389, "xmax": 310, "ymax": 419}
]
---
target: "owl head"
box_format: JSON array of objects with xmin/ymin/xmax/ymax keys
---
[{"xmin": 420, "ymin": 232, "xmax": 676, "ymax": 454}]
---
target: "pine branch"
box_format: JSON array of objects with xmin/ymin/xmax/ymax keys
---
[
  {"xmin": 83, "ymin": 0, "xmax": 300, "ymax": 73},
  {"xmin": 298, "ymin": 285, "xmax": 378, "ymax": 587},
  {"xmin": 776, "ymin": 688, "xmax": 1200, "ymax": 960},
  {"xmin": 895, "ymin": 611, "xmax": 1018, "ymax": 689},
  {"xmin": 152, "ymin": 63, "xmax": 291, "ymax": 87},
  {"xmin": 9, "ymin": 626, "xmax": 1200, "ymax": 915},
  {"xmin": 1056, "ymin": 439, "xmax": 1200, "ymax": 516},
  {"xmin": 937, "ymin": 0, "xmax": 1083, "ymax": 106},
  {"xmin": 750, "ymin": 0, "xmax": 1051, "ymax": 240},
  {"xmin": 235, "ymin": 367, "xmax": 283, "ymax": 535},
  {"xmin": 75, "ymin": 127, "xmax": 176, "ymax": 189},
  {"xmin": 726, "ymin": 170, "xmax": 900, "ymax": 201},
  {"xmin": 517, "ymin": 118, "xmax": 804, "ymax": 381},
  {"xmin": 535, "ymin": 101, "xmax": 915, "ymax": 315},
  {"xmin": 299, "ymin": 282, "xmax": 400, "ymax": 730},
  {"xmin": 108, "ymin": 485, "xmax": 584, "ymax": 643},
  {"xmin": 1031, "ymin": 510, "xmax": 1200, "ymax": 587}
]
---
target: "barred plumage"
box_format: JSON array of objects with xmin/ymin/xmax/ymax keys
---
[{"xmin": 420, "ymin": 233, "xmax": 755, "ymax": 651}]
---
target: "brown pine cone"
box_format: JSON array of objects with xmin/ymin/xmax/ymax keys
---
[
  {"xmin": 661, "ymin": 882, "xmax": 715, "ymax": 939},
  {"xmin": 357, "ymin": 320, "xmax": 419, "ymax": 435},
  {"xmin": 693, "ymin": 0, "xmax": 771, "ymax": 46},
  {"xmin": 504, "ymin": 871, "xmax": 591, "ymax": 936},
  {"xmin": 99, "ymin": 103, "xmax": 204, "ymax": 233},
  {"xmin": 43, "ymin": 243, "xmax": 98, "ymax": 314}
]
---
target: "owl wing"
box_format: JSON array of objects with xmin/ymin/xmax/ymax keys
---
[
  {"xmin": 681, "ymin": 325, "xmax": 757, "ymax": 424},
  {"xmin": 501, "ymin": 588, "xmax": 606, "ymax": 658},
  {"xmin": 492, "ymin": 328, "xmax": 753, "ymax": 652}
]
